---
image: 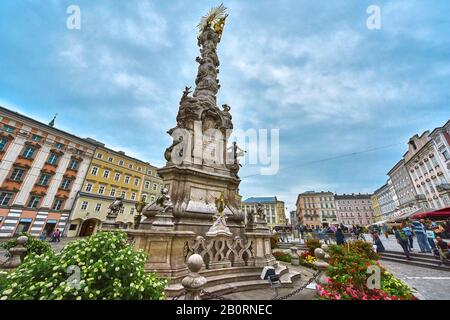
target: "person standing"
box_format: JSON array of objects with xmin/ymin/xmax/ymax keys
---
[
  {"xmin": 412, "ymin": 220, "xmax": 432, "ymax": 253},
  {"xmin": 383, "ymin": 224, "xmax": 389, "ymax": 239},
  {"xmin": 393, "ymin": 226, "xmax": 411, "ymax": 260},
  {"xmin": 401, "ymin": 221, "xmax": 414, "ymax": 251},
  {"xmin": 335, "ymin": 227, "xmax": 346, "ymax": 245},
  {"xmin": 425, "ymin": 226, "xmax": 436, "ymax": 250},
  {"xmin": 372, "ymin": 232, "xmax": 385, "ymax": 253}
]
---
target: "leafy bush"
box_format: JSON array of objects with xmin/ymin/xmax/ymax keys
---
[
  {"xmin": 328, "ymin": 241, "xmax": 379, "ymax": 261},
  {"xmin": 318, "ymin": 240, "xmax": 415, "ymax": 300},
  {"xmin": 0, "ymin": 231, "xmax": 167, "ymax": 300},
  {"xmin": 305, "ymin": 239, "xmax": 321, "ymax": 255},
  {"xmin": 1, "ymin": 233, "xmax": 52, "ymax": 258},
  {"xmin": 272, "ymin": 251, "xmax": 291, "ymax": 263},
  {"xmin": 270, "ymin": 235, "xmax": 280, "ymax": 249}
]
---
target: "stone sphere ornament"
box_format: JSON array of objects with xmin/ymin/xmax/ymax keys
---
[{"xmin": 187, "ymin": 253, "xmax": 204, "ymax": 273}]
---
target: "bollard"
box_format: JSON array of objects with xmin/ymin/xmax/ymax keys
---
[
  {"xmin": 2, "ymin": 236, "xmax": 28, "ymax": 269},
  {"xmin": 181, "ymin": 254, "xmax": 207, "ymax": 300},
  {"xmin": 290, "ymin": 246, "xmax": 300, "ymax": 266},
  {"xmin": 313, "ymin": 248, "xmax": 330, "ymax": 287}
]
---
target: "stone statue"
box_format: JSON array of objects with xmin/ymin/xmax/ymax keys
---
[
  {"xmin": 227, "ymin": 141, "xmax": 245, "ymax": 178},
  {"xmin": 134, "ymin": 196, "xmax": 147, "ymax": 229},
  {"xmin": 256, "ymin": 203, "xmax": 265, "ymax": 221},
  {"xmin": 156, "ymin": 187, "xmax": 173, "ymax": 213},
  {"xmin": 164, "ymin": 135, "xmax": 184, "ymax": 162},
  {"xmin": 180, "ymin": 86, "xmax": 193, "ymax": 103},
  {"xmin": 247, "ymin": 210, "xmax": 255, "ymax": 225},
  {"xmin": 106, "ymin": 197, "xmax": 124, "ymax": 219}
]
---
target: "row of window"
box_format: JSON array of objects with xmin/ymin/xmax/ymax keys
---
[
  {"xmin": 80, "ymin": 201, "xmax": 137, "ymax": 215},
  {"xmin": 95, "ymin": 152, "xmax": 156, "ymax": 175},
  {"xmin": 90, "ymin": 167, "xmax": 141, "ymax": 186},
  {"xmin": 0, "ymin": 191, "xmax": 64, "ymax": 210},
  {"xmin": 9, "ymin": 167, "xmax": 74, "ymax": 190}
]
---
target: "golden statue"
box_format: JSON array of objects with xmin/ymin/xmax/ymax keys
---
[
  {"xmin": 198, "ymin": 3, "xmax": 228, "ymax": 34},
  {"xmin": 215, "ymin": 192, "xmax": 227, "ymax": 218}
]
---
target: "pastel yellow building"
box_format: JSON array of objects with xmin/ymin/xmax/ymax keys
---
[
  {"xmin": 371, "ymin": 194, "xmax": 382, "ymax": 222},
  {"xmin": 67, "ymin": 140, "xmax": 162, "ymax": 237},
  {"xmin": 241, "ymin": 196, "xmax": 286, "ymax": 229}
]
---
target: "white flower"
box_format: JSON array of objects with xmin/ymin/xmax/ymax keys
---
[
  {"xmin": 2, "ymin": 289, "xmax": 12, "ymax": 295},
  {"xmin": 0, "ymin": 296, "xmax": 7, "ymax": 300}
]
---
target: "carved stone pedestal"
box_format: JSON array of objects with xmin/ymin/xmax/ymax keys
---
[
  {"xmin": 245, "ymin": 231, "xmax": 276, "ymax": 267},
  {"xmin": 128, "ymin": 229, "xmax": 196, "ymax": 279}
]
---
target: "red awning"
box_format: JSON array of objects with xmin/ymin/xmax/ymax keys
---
[{"xmin": 411, "ymin": 206, "xmax": 450, "ymax": 220}]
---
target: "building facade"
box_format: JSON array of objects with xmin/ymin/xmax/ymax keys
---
[
  {"xmin": 289, "ymin": 210, "xmax": 297, "ymax": 227},
  {"xmin": 373, "ymin": 180, "xmax": 399, "ymax": 222},
  {"xmin": 67, "ymin": 141, "xmax": 163, "ymax": 237},
  {"xmin": 430, "ymin": 120, "xmax": 450, "ymax": 206},
  {"xmin": 335, "ymin": 194, "xmax": 374, "ymax": 226},
  {"xmin": 403, "ymin": 131, "xmax": 450, "ymax": 210},
  {"xmin": 370, "ymin": 194, "xmax": 382, "ymax": 222},
  {"xmin": 296, "ymin": 191, "xmax": 337, "ymax": 228},
  {"xmin": 0, "ymin": 107, "xmax": 96, "ymax": 238},
  {"xmin": 387, "ymin": 159, "xmax": 426, "ymax": 219},
  {"xmin": 241, "ymin": 196, "xmax": 286, "ymax": 229}
]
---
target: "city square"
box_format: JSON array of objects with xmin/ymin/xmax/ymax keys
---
[{"xmin": 0, "ymin": 0, "xmax": 450, "ymax": 308}]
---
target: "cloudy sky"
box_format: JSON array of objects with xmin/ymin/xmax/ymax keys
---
[{"xmin": 0, "ymin": 0, "xmax": 449, "ymax": 212}]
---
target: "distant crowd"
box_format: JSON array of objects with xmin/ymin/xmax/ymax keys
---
[{"xmin": 290, "ymin": 218, "xmax": 450, "ymax": 265}]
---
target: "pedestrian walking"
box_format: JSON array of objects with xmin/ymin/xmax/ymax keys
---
[
  {"xmin": 425, "ymin": 226, "xmax": 436, "ymax": 250},
  {"xmin": 393, "ymin": 226, "xmax": 411, "ymax": 260},
  {"xmin": 401, "ymin": 221, "xmax": 414, "ymax": 251},
  {"xmin": 412, "ymin": 220, "xmax": 432, "ymax": 253}
]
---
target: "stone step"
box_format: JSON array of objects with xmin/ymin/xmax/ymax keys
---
[
  {"xmin": 380, "ymin": 255, "xmax": 450, "ymax": 272},
  {"xmin": 381, "ymin": 252, "xmax": 442, "ymax": 264},
  {"xmin": 383, "ymin": 250, "xmax": 437, "ymax": 259},
  {"xmin": 199, "ymin": 266, "xmax": 263, "ymax": 277},
  {"xmin": 201, "ymin": 279, "xmax": 271, "ymax": 299},
  {"xmin": 167, "ymin": 271, "xmax": 262, "ymax": 296}
]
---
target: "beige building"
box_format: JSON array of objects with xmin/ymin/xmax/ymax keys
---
[
  {"xmin": 296, "ymin": 191, "xmax": 336, "ymax": 228},
  {"xmin": 67, "ymin": 141, "xmax": 162, "ymax": 237},
  {"xmin": 403, "ymin": 131, "xmax": 450, "ymax": 210},
  {"xmin": 241, "ymin": 196, "xmax": 286, "ymax": 229}
]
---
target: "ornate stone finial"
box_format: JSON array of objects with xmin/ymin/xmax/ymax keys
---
[
  {"xmin": 3, "ymin": 235, "xmax": 28, "ymax": 269},
  {"xmin": 181, "ymin": 254, "xmax": 207, "ymax": 300}
]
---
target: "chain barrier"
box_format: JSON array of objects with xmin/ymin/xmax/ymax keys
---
[
  {"xmin": 200, "ymin": 289, "xmax": 233, "ymax": 300},
  {"xmin": 271, "ymin": 271, "xmax": 321, "ymax": 300},
  {"xmin": 169, "ymin": 290, "xmax": 186, "ymax": 300},
  {"xmin": 198, "ymin": 271, "xmax": 321, "ymax": 301}
]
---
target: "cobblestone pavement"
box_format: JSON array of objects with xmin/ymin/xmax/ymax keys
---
[{"xmin": 379, "ymin": 260, "xmax": 450, "ymax": 300}]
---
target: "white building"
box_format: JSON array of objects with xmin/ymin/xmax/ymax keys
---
[{"xmin": 374, "ymin": 179, "xmax": 399, "ymax": 221}]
